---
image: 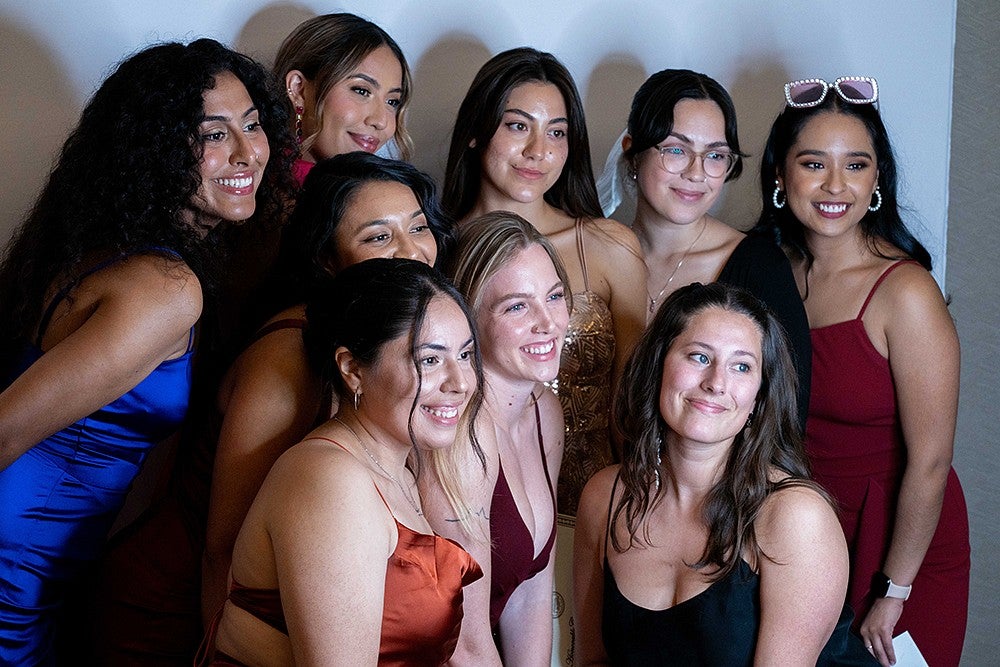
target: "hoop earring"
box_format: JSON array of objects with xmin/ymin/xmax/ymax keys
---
[
  {"xmin": 868, "ymin": 186, "xmax": 882, "ymax": 212},
  {"xmin": 294, "ymin": 106, "xmax": 304, "ymax": 145},
  {"xmin": 772, "ymin": 181, "xmax": 786, "ymax": 209},
  {"xmin": 353, "ymin": 390, "xmax": 361, "ymax": 411}
]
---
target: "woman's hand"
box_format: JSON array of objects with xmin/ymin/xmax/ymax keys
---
[{"xmin": 860, "ymin": 597, "xmax": 904, "ymax": 666}]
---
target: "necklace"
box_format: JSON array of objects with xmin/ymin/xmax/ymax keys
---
[
  {"xmin": 647, "ymin": 220, "xmax": 708, "ymax": 314},
  {"xmin": 333, "ymin": 417, "xmax": 423, "ymax": 516}
]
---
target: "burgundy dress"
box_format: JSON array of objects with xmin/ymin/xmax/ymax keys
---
[{"xmin": 807, "ymin": 261, "xmax": 970, "ymax": 666}]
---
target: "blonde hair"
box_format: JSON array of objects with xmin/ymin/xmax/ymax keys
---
[{"xmin": 273, "ymin": 13, "xmax": 413, "ymax": 160}]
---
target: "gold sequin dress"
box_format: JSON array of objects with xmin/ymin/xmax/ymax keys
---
[{"xmin": 554, "ymin": 219, "xmax": 616, "ymax": 516}]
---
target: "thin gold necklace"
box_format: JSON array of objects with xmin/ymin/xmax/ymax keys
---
[
  {"xmin": 648, "ymin": 219, "xmax": 708, "ymax": 314},
  {"xmin": 333, "ymin": 417, "xmax": 423, "ymax": 516}
]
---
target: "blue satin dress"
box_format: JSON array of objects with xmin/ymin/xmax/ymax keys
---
[{"xmin": 0, "ymin": 258, "xmax": 194, "ymax": 665}]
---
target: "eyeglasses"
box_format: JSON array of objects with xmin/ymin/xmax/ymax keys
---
[
  {"xmin": 783, "ymin": 76, "xmax": 878, "ymax": 108},
  {"xmin": 655, "ymin": 144, "xmax": 736, "ymax": 179}
]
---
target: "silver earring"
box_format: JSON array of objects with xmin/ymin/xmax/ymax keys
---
[
  {"xmin": 654, "ymin": 435, "xmax": 663, "ymax": 491},
  {"xmin": 745, "ymin": 411, "xmax": 754, "ymax": 429},
  {"xmin": 772, "ymin": 181, "xmax": 786, "ymax": 209},
  {"xmin": 353, "ymin": 390, "xmax": 361, "ymax": 411},
  {"xmin": 868, "ymin": 186, "xmax": 882, "ymax": 212}
]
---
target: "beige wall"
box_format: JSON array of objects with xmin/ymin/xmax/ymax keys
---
[{"xmin": 948, "ymin": 0, "xmax": 1000, "ymax": 662}]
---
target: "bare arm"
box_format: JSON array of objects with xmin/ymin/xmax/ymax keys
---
[
  {"xmin": 755, "ymin": 485, "xmax": 850, "ymax": 665},
  {"xmin": 201, "ymin": 326, "xmax": 322, "ymax": 623},
  {"xmin": 419, "ymin": 431, "xmax": 502, "ymax": 667},
  {"xmin": 0, "ymin": 256, "xmax": 201, "ymax": 470},
  {"xmin": 860, "ymin": 266, "xmax": 960, "ymax": 665},
  {"xmin": 572, "ymin": 466, "xmax": 617, "ymax": 666}
]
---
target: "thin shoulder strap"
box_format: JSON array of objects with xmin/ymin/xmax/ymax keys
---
[
  {"xmin": 532, "ymin": 393, "xmax": 556, "ymax": 506},
  {"xmin": 574, "ymin": 217, "xmax": 592, "ymax": 291},
  {"xmin": 251, "ymin": 318, "xmax": 307, "ymax": 344},
  {"xmin": 304, "ymin": 435, "xmax": 395, "ymax": 516},
  {"xmin": 604, "ymin": 471, "xmax": 621, "ymax": 560},
  {"xmin": 857, "ymin": 260, "xmax": 920, "ymax": 319}
]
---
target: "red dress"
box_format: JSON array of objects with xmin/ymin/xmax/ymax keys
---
[{"xmin": 807, "ymin": 261, "xmax": 970, "ymax": 666}]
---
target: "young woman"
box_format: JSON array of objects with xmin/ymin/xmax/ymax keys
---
[
  {"xmin": 421, "ymin": 212, "xmax": 568, "ymax": 665},
  {"xmin": 443, "ymin": 47, "xmax": 647, "ymax": 516},
  {"xmin": 573, "ymin": 283, "xmax": 876, "ymax": 665},
  {"xmin": 0, "ymin": 39, "xmax": 293, "ymax": 665},
  {"xmin": 274, "ymin": 12, "xmax": 412, "ymax": 184},
  {"xmin": 616, "ymin": 69, "xmax": 810, "ymax": 427},
  {"xmin": 759, "ymin": 77, "xmax": 970, "ymax": 666},
  {"xmin": 201, "ymin": 152, "xmax": 455, "ymax": 623},
  {"xmin": 202, "ymin": 258, "xmax": 484, "ymax": 665}
]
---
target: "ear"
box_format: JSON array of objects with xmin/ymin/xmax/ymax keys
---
[
  {"xmin": 621, "ymin": 133, "xmax": 632, "ymax": 153},
  {"xmin": 468, "ymin": 137, "xmax": 477, "ymax": 149},
  {"xmin": 775, "ymin": 169, "xmax": 785, "ymax": 191},
  {"xmin": 285, "ymin": 70, "xmax": 308, "ymax": 108},
  {"xmin": 335, "ymin": 346, "xmax": 362, "ymax": 396}
]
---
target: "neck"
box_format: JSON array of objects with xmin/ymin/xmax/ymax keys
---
[
  {"xmin": 483, "ymin": 369, "xmax": 539, "ymax": 427},
  {"xmin": 633, "ymin": 199, "xmax": 709, "ymax": 258},
  {"xmin": 803, "ymin": 227, "xmax": 873, "ymax": 274},
  {"xmin": 661, "ymin": 432, "xmax": 730, "ymax": 504},
  {"xmin": 336, "ymin": 409, "xmax": 412, "ymax": 475},
  {"xmin": 469, "ymin": 192, "xmax": 560, "ymax": 232}
]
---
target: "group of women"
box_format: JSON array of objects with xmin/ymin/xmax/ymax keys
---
[{"xmin": 0, "ymin": 10, "xmax": 968, "ymax": 667}]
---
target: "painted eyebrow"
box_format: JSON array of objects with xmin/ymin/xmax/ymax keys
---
[
  {"xmin": 353, "ymin": 209, "xmax": 425, "ymax": 230},
  {"xmin": 794, "ymin": 148, "xmax": 874, "ymax": 160},
  {"xmin": 348, "ymin": 73, "xmax": 403, "ymax": 95},
  {"xmin": 418, "ymin": 337, "xmax": 475, "ymax": 352},
  {"xmin": 201, "ymin": 106, "xmax": 257, "ymax": 123},
  {"xmin": 503, "ymin": 107, "xmax": 569, "ymax": 125},
  {"xmin": 666, "ymin": 131, "xmax": 729, "ymax": 149}
]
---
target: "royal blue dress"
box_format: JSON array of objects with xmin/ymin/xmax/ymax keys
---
[{"xmin": 0, "ymin": 257, "xmax": 194, "ymax": 665}]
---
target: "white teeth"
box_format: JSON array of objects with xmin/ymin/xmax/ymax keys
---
[
  {"xmin": 818, "ymin": 202, "xmax": 848, "ymax": 213},
  {"xmin": 215, "ymin": 176, "xmax": 252, "ymax": 188},
  {"xmin": 424, "ymin": 406, "xmax": 458, "ymax": 419},
  {"xmin": 524, "ymin": 340, "xmax": 555, "ymax": 355}
]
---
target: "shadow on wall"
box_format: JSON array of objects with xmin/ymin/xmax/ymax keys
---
[
  {"xmin": 232, "ymin": 1, "xmax": 317, "ymax": 68},
  {"xmin": 408, "ymin": 33, "xmax": 491, "ymax": 183},
  {"xmin": 0, "ymin": 16, "xmax": 78, "ymax": 243}
]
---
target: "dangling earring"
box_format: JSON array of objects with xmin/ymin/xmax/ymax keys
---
[
  {"xmin": 294, "ymin": 105, "xmax": 304, "ymax": 145},
  {"xmin": 772, "ymin": 180, "xmax": 786, "ymax": 209},
  {"xmin": 868, "ymin": 186, "xmax": 882, "ymax": 212},
  {"xmin": 745, "ymin": 411, "xmax": 754, "ymax": 429},
  {"xmin": 353, "ymin": 390, "xmax": 361, "ymax": 411},
  {"xmin": 654, "ymin": 434, "xmax": 663, "ymax": 491}
]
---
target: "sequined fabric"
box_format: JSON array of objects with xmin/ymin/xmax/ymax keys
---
[{"xmin": 554, "ymin": 290, "xmax": 615, "ymax": 516}]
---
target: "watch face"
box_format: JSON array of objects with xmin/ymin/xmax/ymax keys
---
[{"xmin": 871, "ymin": 571, "xmax": 890, "ymax": 598}]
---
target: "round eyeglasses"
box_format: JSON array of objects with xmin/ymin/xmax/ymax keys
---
[{"xmin": 655, "ymin": 144, "xmax": 736, "ymax": 179}]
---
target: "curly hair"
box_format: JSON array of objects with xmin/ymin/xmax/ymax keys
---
[
  {"xmin": 612, "ymin": 282, "xmax": 826, "ymax": 580},
  {"xmin": 0, "ymin": 38, "xmax": 297, "ymax": 370},
  {"xmin": 442, "ymin": 47, "xmax": 603, "ymax": 221},
  {"xmin": 755, "ymin": 94, "xmax": 931, "ymax": 278},
  {"xmin": 273, "ymin": 13, "xmax": 413, "ymax": 160},
  {"xmin": 262, "ymin": 152, "xmax": 455, "ymax": 319}
]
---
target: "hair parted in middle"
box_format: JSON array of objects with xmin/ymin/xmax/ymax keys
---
[
  {"xmin": 612, "ymin": 281, "xmax": 826, "ymax": 579},
  {"xmin": 442, "ymin": 47, "xmax": 603, "ymax": 221}
]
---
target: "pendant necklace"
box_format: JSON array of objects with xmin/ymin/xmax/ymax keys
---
[
  {"xmin": 648, "ymin": 220, "xmax": 708, "ymax": 314},
  {"xmin": 333, "ymin": 417, "xmax": 423, "ymax": 516}
]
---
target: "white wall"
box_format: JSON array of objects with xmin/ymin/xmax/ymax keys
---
[{"xmin": 1, "ymin": 0, "xmax": 955, "ymax": 283}]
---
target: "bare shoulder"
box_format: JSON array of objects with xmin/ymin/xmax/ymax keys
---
[
  {"xmin": 756, "ymin": 483, "xmax": 843, "ymax": 553},
  {"xmin": 535, "ymin": 388, "xmax": 565, "ymax": 452},
  {"xmin": 875, "ymin": 261, "xmax": 948, "ymax": 314},
  {"xmin": 263, "ymin": 439, "xmax": 380, "ymax": 516},
  {"xmin": 583, "ymin": 217, "xmax": 643, "ymax": 257},
  {"xmin": 99, "ymin": 252, "xmax": 203, "ymax": 322},
  {"xmin": 577, "ymin": 464, "xmax": 620, "ymax": 522}
]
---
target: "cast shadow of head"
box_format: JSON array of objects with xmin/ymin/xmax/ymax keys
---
[
  {"xmin": 0, "ymin": 16, "xmax": 77, "ymax": 242},
  {"xmin": 232, "ymin": 1, "xmax": 317, "ymax": 67}
]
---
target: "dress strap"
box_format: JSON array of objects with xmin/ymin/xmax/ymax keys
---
[
  {"xmin": 532, "ymin": 393, "xmax": 556, "ymax": 507},
  {"xmin": 604, "ymin": 472, "xmax": 622, "ymax": 560},
  {"xmin": 303, "ymin": 435, "xmax": 396, "ymax": 518},
  {"xmin": 857, "ymin": 260, "xmax": 921, "ymax": 319},
  {"xmin": 251, "ymin": 317, "xmax": 307, "ymax": 344},
  {"xmin": 574, "ymin": 217, "xmax": 592, "ymax": 292}
]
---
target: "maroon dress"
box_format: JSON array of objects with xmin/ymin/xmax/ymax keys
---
[{"xmin": 807, "ymin": 261, "xmax": 970, "ymax": 666}]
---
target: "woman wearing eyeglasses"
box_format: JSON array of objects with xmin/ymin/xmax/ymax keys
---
[
  {"xmin": 758, "ymin": 77, "xmax": 970, "ymax": 666},
  {"xmin": 614, "ymin": 69, "xmax": 811, "ymax": 429}
]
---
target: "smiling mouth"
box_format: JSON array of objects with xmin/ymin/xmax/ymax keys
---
[
  {"xmin": 523, "ymin": 339, "xmax": 556, "ymax": 355},
  {"xmin": 817, "ymin": 202, "xmax": 849, "ymax": 214},
  {"xmin": 214, "ymin": 176, "xmax": 253, "ymax": 189},
  {"xmin": 350, "ymin": 133, "xmax": 380, "ymax": 152},
  {"xmin": 422, "ymin": 405, "xmax": 460, "ymax": 420}
]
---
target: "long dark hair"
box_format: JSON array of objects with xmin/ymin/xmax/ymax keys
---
[
  {"xmin": 0, "ymin": 38, "xmax": 296, "ymax": 370},
  {"xmin": 612, "ymin": 282, "xmax": 824, "ymax": 579},
  {"xmin": 273, "ymin": 12, "xmax": 413, "ymax": 159},
  {"xmin": 303, "ymin": 258, "xmax": 484, "ymax": 464},
  {"xmin": 442, "ymin": 47, "xmax": 603, "ymax": 221},
  {"xmin": 755, "ymin": 94, "xmax": 931, "ymax": 272},
  {"xmin": 264, "ymin": 152, "xmax": 455, "ymax": 317},
  {"xmin": 624, "ymin": 68, "xmax": 746, "ymax": 182}
]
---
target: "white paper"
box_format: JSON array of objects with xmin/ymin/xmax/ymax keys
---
[{"xmin": 890, "ymin": 631, "xmax": 928, "ymax": 667}]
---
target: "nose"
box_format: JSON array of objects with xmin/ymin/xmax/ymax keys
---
[
  {"xmin": 681, "ymin": 154, "xmax": 707, "ymax": 182},
  {"xmin": 532, "ymin": 304, "xmax": 556, "ymax": 334},
  {"xmin": 700, "ymin": 363, "xmax": 727, "ymax": 395},
  {"xmin": 523, "ymin": 131, "xmax": 546, "ymax": 159},
  {"xmin": 442, "ymin": 358, "xmax": 471, "ymax": 394},
  {"xmin": 366, "ymin": 102, "xmax": 389, "ymax": 132},
  {"xmin": 392, "ymin": 233, "xmax": 423, "ymax": 261},
  {"xmin": 823, "ymin": 167, "xmax": 846, "ymax": 194},
  {"xmin": 230, "ymin": 131, "xmax": 256, "ymax": 166}
]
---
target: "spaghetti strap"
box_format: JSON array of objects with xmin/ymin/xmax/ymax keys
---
[
  {"xmin": 574, "ymin": 217, "xmax": 592, "ymax": 292},
  {"xmin": 251, "ymin": 318, "xmax": 307, "ymax": 344},
  {"xmin": 857, "ymin": 260, "xmax": 920, "ymax": 319},
  {"xmin": 604, "ymin": 472, "xmax": 621, "ymax": 561},
  {"xmin": 532, "ymin": 394, "xmax": 556, "ymax": 506},
  {"xmin": 304, "ymin": 435, "xmax": 396, "ymax": 517}
]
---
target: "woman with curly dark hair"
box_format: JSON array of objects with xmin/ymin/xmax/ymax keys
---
[
  {"xmin": 0, "ymin": 38, "xmax": 294, "ymax": 664},
  {"xmin": 573, "ymin": 282, "xmax": 876, "ymax": 665}
]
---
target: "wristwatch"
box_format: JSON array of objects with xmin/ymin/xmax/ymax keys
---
[{"xmin": 871, "ymin": 571, "xmax": 912, "ymax": 600}]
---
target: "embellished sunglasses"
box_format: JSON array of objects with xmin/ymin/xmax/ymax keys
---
[{"xmin": 783, "ymin": 76, "xmax": 878, "ymax": 108}]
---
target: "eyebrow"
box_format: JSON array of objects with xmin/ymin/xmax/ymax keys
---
[
  {"xmin": 353, "ymin": 209, "xmax": 425, "ymax": 230},
  {"xmin": 201, "ymin": 106, "xmax": 257, "ymax": 123},
  {"xmin": 490, "ymin": 281, "xmax": 564, "ymax": 308},
  {"xmin": 690, "ymin": 341, "xmax": 759, "ymax": 361},
  {"xmin": 418, "ymin": 337, "xmax": 475, "ymax": 352},
  {"xmin": 503, "ymin": 107, "xmax": 569, "ymax": 125},
  {"xmin": 667, "ymin": 131, "xmax": 729, "ymax": 149},
  {"xmin": 348, "ymin": 72, "xmax": 403, "ymax": 96},
  {"xmin": 794, "ymin": 148, "xmax": 874, "ymax": 160}
]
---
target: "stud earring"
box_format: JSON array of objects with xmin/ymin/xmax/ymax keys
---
[
  {"xmin": 772, "ymin": 180, "xmax": 786, "ymax": 209},
  {"xmin": 868, "ymin": 186, "xmax": 882, "ymax": 212}
]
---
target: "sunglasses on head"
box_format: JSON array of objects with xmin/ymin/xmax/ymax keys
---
[{"xmin": 783, "ymin": 76, "xmax": 878, "ymax": 108}]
